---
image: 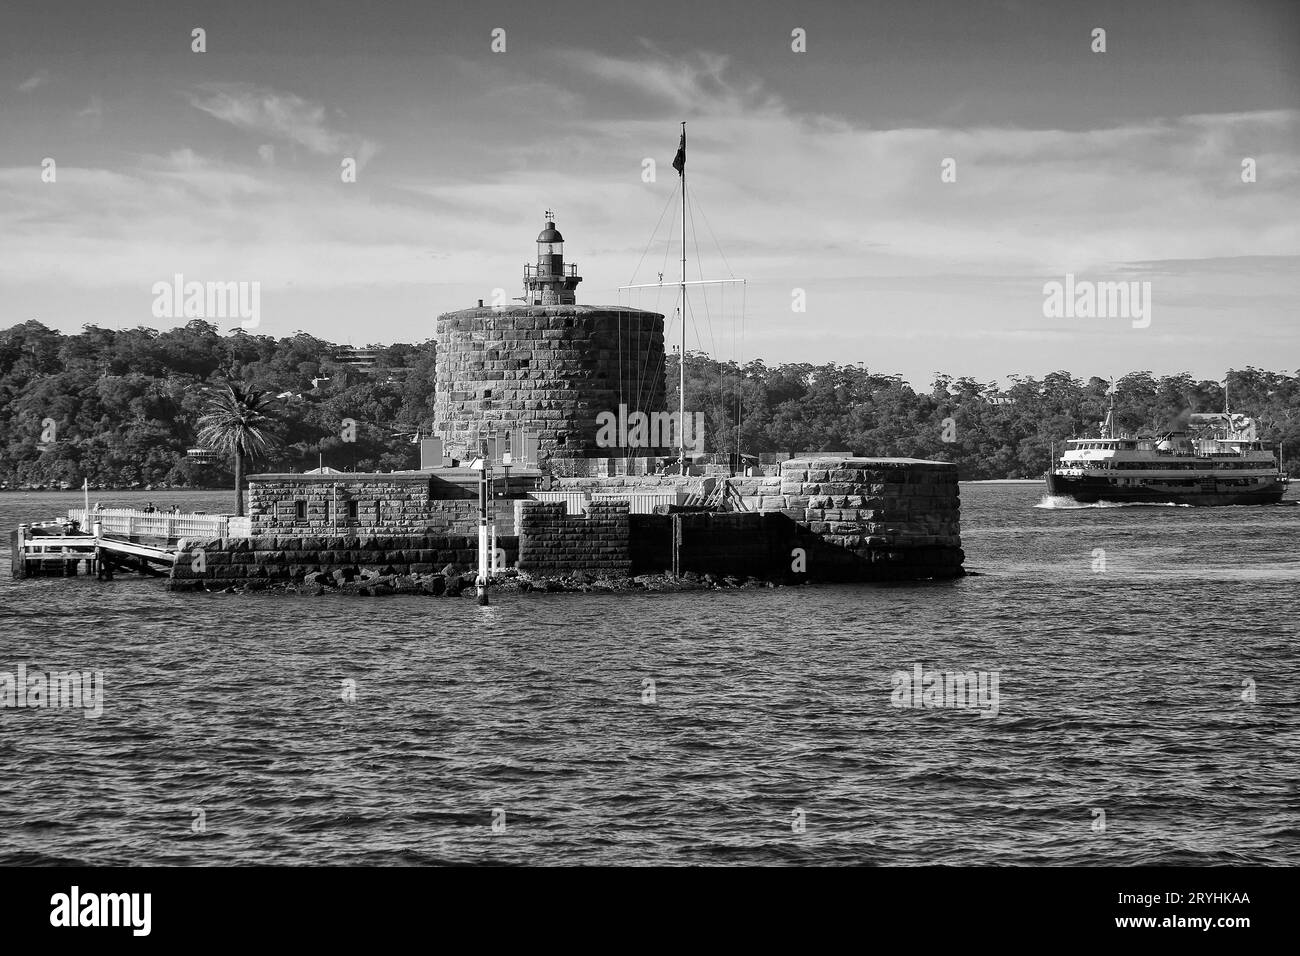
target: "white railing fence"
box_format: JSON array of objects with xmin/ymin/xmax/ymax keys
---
[
  {"xmin": 591, "ymin": 491, "xmax": 689, "ymax": 513},
  {"xmin": 529, "ymin": 491, "xmax": 593, "ymax": 514},
  {"xmin": 67, "ymin": 508, "xmax": 245, "ymax": 540},
  {"xmin": 524, "ymin": 490, "xmax": 688, "ymax": 517}
]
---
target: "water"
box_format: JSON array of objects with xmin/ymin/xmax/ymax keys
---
[{"xmin": 1, "ymin": 484, "xmax": 1296, "ymax": 865}]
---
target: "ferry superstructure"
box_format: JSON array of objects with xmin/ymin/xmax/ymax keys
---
[{"xmin": 1046, "ymin": 409, "xmax": 1287, "ymax": 506}]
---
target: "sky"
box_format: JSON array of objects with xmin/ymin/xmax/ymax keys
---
[{"xmin": 1, "ymin": 0, "xmax": 1297, "ymax": 388}]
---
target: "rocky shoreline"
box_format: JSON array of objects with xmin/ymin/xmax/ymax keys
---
[
  {"xmin": 168, "ymin": 564, "xmax": 816, "ymax": 597},
  {"xmin": 168, "ymin": 561, "xmax": 967, "ymax": 596}
]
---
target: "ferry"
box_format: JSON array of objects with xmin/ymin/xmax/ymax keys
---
[{"xmin": 1046, "ymin": 396, "xmax": 1288, "ymax": 506}]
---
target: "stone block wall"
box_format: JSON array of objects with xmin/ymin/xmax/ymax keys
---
[
  {"xmin": 516, "ymin": 500, "xmax": 631, "ymax": 575},
  {"xmin": 434, "ymin": 305, "xmax": 668, "ymax": 462},
  {"xmin": 753, "ymin": 458, "xmax": 963, "ymax": 579},
  {"xmin": 247, "ymin": 474, "xmax": 492, "ymax": 536},
  {"xmin": 629, "ymin": 514, "xmax": 672, "ymax": 574},
  {"xmin": 530, "ymin": 458, "xmax": 963, "ymax": 581},
  {"xmin": 722, "ymin": 474, "xmax": 783, "ymax": 498},
  {"xmin": 168, "ymin": 533, "xmax": 519, "ymax": 589},
  {"xmin": 672, "ymin": 512, "xmax": 798, "ymax": 578},
  {"xmin": 219, "ymin": 459, "xmax": 962, "ymax": 585}
]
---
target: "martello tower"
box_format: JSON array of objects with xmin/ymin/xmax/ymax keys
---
[
  {"xmin": 434, "ymin": 214, "xmax": 668, "ymax": 473},
  {"xmin": 524, "ymin": 212, "xmax": 582, "ymax": 306}
]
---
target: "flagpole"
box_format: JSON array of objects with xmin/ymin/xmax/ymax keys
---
[
  {"xmin": 620, "ymin": 125, "xmax": 745, "ymax": 478},
  {"xmin": 679, "ymin": 121, "xmax": 687, "ymax": 476}
]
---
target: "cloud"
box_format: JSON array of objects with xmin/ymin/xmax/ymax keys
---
[
  {"xmin": 18, "ymin": 70, "xmax": 49, "ymax": 93},
  {"xmin": 2, "ymin": 46, "xmax": 1296, "ymax": 384},
  {"xmin": 0, "ymin": 147, "xmax": 435, "ymax": 292},
  {"xmin": 564, "ymin": 45, "xmax": 775, "ymax": 115},
  {"xmin": 1116, "ymin": 255, "xmax": 1300, "ymax": 277},
  {"xmin": 187, "ymin": 83, "xmax": 379, "ymax": 167},
  {"xmin": 74, "ymin": 95, "xmax": 103, "ymax": 130}
]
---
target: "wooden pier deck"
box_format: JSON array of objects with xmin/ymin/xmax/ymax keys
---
[{"xmin": 10, "ymin": 509, "xmax": 249, "ymax": 580}]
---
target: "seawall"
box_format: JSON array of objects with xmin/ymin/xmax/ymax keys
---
[
  {"xmin": 167, "ymin": 533, "xmax": 519, "ymax": 591},
  {"xmin": 512, "ymin": 457, "xmax": 961, "ymax": 582},
  {"xmin": 169, "ymin": 456, "xmax": 962, "ymax": 590}
]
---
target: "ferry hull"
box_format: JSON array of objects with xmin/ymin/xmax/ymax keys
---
[{"xmin": 1046, "ymin": 473, "xmax": 1287, "ymax": 506}]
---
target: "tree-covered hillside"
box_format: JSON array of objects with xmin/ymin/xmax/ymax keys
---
[
  {"xmin": 3, "ymin": 320, "xmax": 1298, "ymax": 488},
  {"xmin": 671, "ymin": 354, "xmax": 1300, "ymax": 480},
  {"xmin": 1, "ymin": 321, "xmax": 435, "ymax": 489}
]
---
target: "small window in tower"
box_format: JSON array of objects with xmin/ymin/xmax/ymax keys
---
[
  {"xmin": 347, "ymin": 500, "xmax": 359, "ymax": 520},
  {"xmin": 295, "ymin": 500, "xmax": 307, "ymax": 521}
]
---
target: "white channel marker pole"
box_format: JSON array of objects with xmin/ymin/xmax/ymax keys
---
[{"xmin": 477, "ymin": 436, "xmax": 490, "ymax": 605}]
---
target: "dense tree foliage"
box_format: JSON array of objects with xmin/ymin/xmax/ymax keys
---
[
  {"xmin": 0, "ymin": 321, "xmax": 435, "ymax": 489},
  {"xmin": 668, "ymin": 353, "xmax": 1300, "ymax": 480},
  {"xmin": 2, "ymin": 320, "xmax": 1297, "ymax": 487}
]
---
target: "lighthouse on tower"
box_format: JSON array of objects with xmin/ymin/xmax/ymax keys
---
[
  {"xmin": 523, "ymin": 211, "xmax": 582, "ymax": 305},
  {"xmin": 434, "ymin": 208, "xmax": 667, "ymax": 468}
]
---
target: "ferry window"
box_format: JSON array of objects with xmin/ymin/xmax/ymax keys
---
[{"xmin": 295, "ymin": 500, "xmax": 307, "ymax": 520}]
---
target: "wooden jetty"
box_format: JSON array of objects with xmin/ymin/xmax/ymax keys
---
[{"xmin": 10, "ymin": 509, "xmax": 249, "ymax": 580}]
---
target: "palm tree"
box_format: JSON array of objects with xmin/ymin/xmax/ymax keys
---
[{"xmin": 196, "ymin": 383, "xmax": 279, "ymax": 517}]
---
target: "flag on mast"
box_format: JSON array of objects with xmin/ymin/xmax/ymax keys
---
[{"xmin": 672, "ymin": 128, "xmax": 686, "ymax": 175}]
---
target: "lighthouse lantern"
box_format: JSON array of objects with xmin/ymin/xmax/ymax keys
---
[{"xmin": 523, "ymin": 211, "xmax": 582, "ymax": 305}]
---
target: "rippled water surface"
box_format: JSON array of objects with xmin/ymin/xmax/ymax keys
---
[{"xmin": 1, "ymin": 484, "xmax": 1297, "ymax": 865}]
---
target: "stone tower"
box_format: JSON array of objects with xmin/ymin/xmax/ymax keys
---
[
  {"xmin": 524, "ymin": 212, "xmax": 581, "ymax": 306},
  {"xmin": 434, "ymin": 215, "xmax": 668, "ymax": 472}
]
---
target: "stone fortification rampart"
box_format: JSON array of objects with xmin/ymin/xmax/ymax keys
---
[
  {"xmin": 434, "ymin": 305, "xmax": 667, "ymax": 463},
  {"xmin": 167, "ymin": 533, "xmax": 520, "ymax": 592},
  {"xmin": 194, "ymin": 457, "xmax": 962, "ymax": 589}
]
